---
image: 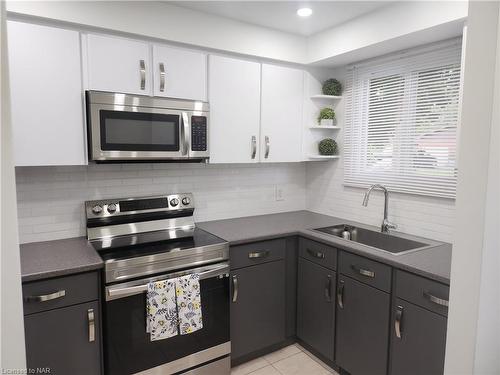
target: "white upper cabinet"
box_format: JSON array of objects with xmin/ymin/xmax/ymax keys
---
[
  {"xmin": 208, "ymin": 55, "xmax": 261, "ymax": 164},
  {"xmin": 8, "ymin": 21, "xmax": 86, "ymax": 166},
  {"xmin": 153, "ymin": 45, "xmax": 207, "ymax": 101},
  {"xmin": 85, "ymin": 34, "xmax": 151, "ymax": 95},
  {"xmin": 260, "ymin": 64, "xmax": 304, "ymax": 162}
]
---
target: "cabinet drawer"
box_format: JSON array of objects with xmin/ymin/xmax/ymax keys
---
[
  {"xmin": 23, "ymin": 272, "xmax": 99, "ymax": 315},
  {"xmin": 339, "ymin": 252, "xmax": 392, "ymax": 292},
  {"xmin": 230, "ymin": 239, "xmax": 286, "ymax": 269},
  {"xmin": 395, "ymin": 270, "xmax": 449, "ymax": 316},
  {"xmin": 299, "ymin": 238, "xmax": 337, "ymax": 270}
]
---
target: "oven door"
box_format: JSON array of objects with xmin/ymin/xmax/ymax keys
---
[
  {"xmin": 103, "ymin": 263, "xmax": 230, "ymax": 375},
  {"xmin": 88, "ymin": 103, "xmax": 191, "ymax": 161}
]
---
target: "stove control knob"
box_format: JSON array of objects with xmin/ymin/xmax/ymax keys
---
[
  {"xmin": 92, "ymin": 205, "xmax": 103, "ymax": 215},
  {"xmin": 182, "ymin": 197, "xmax": 191, "ymax": 206},
  {"xmin": 107, "ymin": 203, "xmax": 117, "ymax": 214},
  {"xmin": 170, "ymin": 198, "xmax": 179, "ymax": 207}
]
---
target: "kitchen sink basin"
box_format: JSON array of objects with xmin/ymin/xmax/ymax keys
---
[{"xmin": 314, "ymin": 224, "xmax": 430, "ymax": 255}]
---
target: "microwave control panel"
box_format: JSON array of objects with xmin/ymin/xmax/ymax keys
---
[{"xmin": 191, "ymin": 116, "xmax": 207, "ymax": 152}]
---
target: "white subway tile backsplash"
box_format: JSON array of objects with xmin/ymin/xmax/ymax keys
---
[{"xmin": 16, "ymin": 163, "xmax": 306, "ymax": 243}]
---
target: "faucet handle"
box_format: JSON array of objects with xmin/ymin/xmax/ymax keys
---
[{"xmin": 383, "ymin": 220, "xmax": 397, "ymax": 232}]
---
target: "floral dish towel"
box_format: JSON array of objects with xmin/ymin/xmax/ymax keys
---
[
  {"xmin": 146, "ymin": 279, "xmax": 178, "ymax": 341},
  {"xmin": 176, "ymin": 274, "xmax": 203, "ymax": 335}
]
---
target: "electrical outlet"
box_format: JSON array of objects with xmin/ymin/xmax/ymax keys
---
[{"xmin": 275, "ymin": 185, "xmax": 285, "ymax": 201}]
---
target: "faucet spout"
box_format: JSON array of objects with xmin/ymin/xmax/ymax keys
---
[{"xmin": 361, "ymin": 184, "xmax": 397, "ymax": 233}]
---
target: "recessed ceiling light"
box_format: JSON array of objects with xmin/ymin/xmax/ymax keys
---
[{"xmin": 297, "ymin": 7, "xmax": 313, "ymax": 17}]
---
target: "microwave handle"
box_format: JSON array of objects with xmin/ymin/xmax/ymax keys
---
[{"xmin": 181, "ymin": 112, "xmax": 190, "ymax": 156}]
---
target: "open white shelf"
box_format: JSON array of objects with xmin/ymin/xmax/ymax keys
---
[
  {"xmin": 307, "ymin": 155, "xmax": 340, "ymax": 161},
  {"xmin": 310, "ymin": 94, "xmax": 342, "ymax": 100},
  {"xmin": 309, "ymin": 125, "xmax": 341, "ymax": 130}
]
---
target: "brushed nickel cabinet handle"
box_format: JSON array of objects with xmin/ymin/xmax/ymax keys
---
[
  {"xmin": 140, "ymin": 59, "xmax": 146, "ymax": 90},
  {"xmin": 251, "ymin": 136, "xmax": 257, "ymax": 159},
  {"xmin": 264, "ymin": 136, "xmax": 270, "ymax": 159},
  {"xmin": 324, "ymin": 275, "xmax": 332, "ymax": 302},
  {"xmin": 395, "ymin": 305, "xmax": 404, "ymax": 339},
  {"xmin": 232, "ymin": 275, "xmax": 238, "ymax": 303},
  {"xmin": 337, "ymin": 280, "xmax": 344, "ymax": 309},
  {"xmin": 423, "ymin": 291, "xmax": 449, "ymax": 307},
  {"xmin": 24, "ymin": 290, "xmax": 66, "ymax": 303},
  {"xmin": 248, "ymin": 250, "xmax": 270, "ymax": 259},
  {"xmin": 159, "ymin": 62, "xmax": 165, "ymax": 92},
  {"xmin": 307, "ymin": 248, "xmax": 325, "ymax": 259},
  {"xmin": 88, "ymin": 308, "xmax": 95, "ymax": 342},
  {"xmin": 351, "ymin": 265, "xmax": 375, "ymax": 278}
]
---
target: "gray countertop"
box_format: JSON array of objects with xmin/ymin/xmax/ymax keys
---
[
  {"xmin": 20, "ymin": 210, "xmax": 451, "ymax": 285},
  {"xmin": 20, "ymin": 237, "xmax": 103, "ymax": 282},
  {"xmin": 197, "ymin": 210, "xmax": 452, "ymax": 284}
]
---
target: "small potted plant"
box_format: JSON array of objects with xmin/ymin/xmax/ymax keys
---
[
  {"xmin": 322, "ymin": 78, "xmax": 342, "ymax": 96},
  {"xmin": 318, "ymin": 107, "xmax": 335, "ymax": 126},
  {"xmin": 318, "ymin": 138, "xmax": 338, "ymax": 156}
]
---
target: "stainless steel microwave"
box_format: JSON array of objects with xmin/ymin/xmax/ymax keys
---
[{"xmin": 86, "ymin": 91, "xmax": 209, "ymax": 162}]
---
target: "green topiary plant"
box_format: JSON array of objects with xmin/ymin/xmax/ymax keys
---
[
  {"xmin": 322, "ymin": 78, "xmax": 342, "ymax": 96},
  {"xmin": 318, "ymin": 138, "xmax": 338, "ymax": 156},
  {"xmin": 317, "ymin": 107, "xmax": 335, "ymax": 124}
]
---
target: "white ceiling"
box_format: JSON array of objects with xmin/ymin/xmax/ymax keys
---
[{"xmin": 170, "ymin": 1, "xmax": 390, "ymax": 36}]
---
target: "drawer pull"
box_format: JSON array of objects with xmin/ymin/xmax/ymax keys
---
[
  {"xmin": 248, "ymin": 251, "xmax": 270, "ymax": 259},
  {"xmin": 88, "ymin": 308, "xmax": 95, "ymax": 342},
  {"xmin": 24, "ymin": 290, "xmax": 66, "ymax": 303},
  {"xmin": 307, "ymin": 248, "xmax": 325, "ymax": 259},
  {"xmin": 423, "ymin": 291, "xmax": 449, "ymax": 307},
  {"xmin": 232, "ymin": 275, "xmax": 238, "ymax": 303},
  {"xmin": 324, "ymin": 275, "xmax": 332, "ymax": 302},
  {"xmin": 337, "ymin": 280, "xmax": 345, "ymax": 309},
  {"xmin": 395, "ymin": 305, "xmax": 404, "ymax": 339},
  {"xmin": 351, "ymin": 265, "xmax": 375, "ymax": 278}
]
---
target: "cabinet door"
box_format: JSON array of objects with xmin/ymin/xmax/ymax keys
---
[
  {"xmin": 152, "ymin": 45, "xmax": 206, "ymax": 100},
  {"xmin": 208, "ymin": 55, "xmax": 261, "ymax": 163},
  {"xmin": 230, "ymin": 261, "xmax": 286, "ymax": 360},
  {"xmin": 260, "ymin": 64, "xmax": 304, "ymax": 162},
  {"xmin": 336, "ymin": 275, "xmax": 390, "ymax": 375},
  {"xmin": 390, "ymin": 298, "xmax": 447, "ymax": 375},
  {"xmin": 24, "ymin": 301, "xmax": 101, "ymax": 375},
  {"xmin": 86, "ymin": 34, "xmax": 151, "ymax": 95},
  {"xmin": 297, "ymin": 258, "xmax": 335, "ymax": 361},
  {"xmin": 7, "ymin": 21, "xmax": 86, "ymax": 166}
]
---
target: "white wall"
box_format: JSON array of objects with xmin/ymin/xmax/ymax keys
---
[
  {"xmin": 16, "ymin": 163, "xmax": 306, "ymax": 244},
  {"xmin": 445, "ymin": 2, "xmax": 500, "ymax": 374},
  {"xmin": 1, "ymin": 0, "xmax": 26, "ymax": 369},
  {"xmin": 305, "ymin": 67, "xmax": 456, "ymax": 242},
  {"xmin": 6, "ymin": 1, "xmax": 307, "ymax": 64},
  {"xmin": 473, "ymin": 4, "xmax": 500, "ymax": 374},
  {"xmin": 308, "ymin": 1, "xmax": 467, "ymax": 66}
]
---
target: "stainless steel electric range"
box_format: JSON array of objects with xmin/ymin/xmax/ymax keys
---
[{"xmin": 85, "ymin": 193, "xmax": 230, "ymax": 375}]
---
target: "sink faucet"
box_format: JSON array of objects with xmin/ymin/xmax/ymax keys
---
[{"xmin": 362, "ymin": 184, "xmax": 397, "ymax": 233}]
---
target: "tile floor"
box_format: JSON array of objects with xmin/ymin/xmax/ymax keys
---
[{"xmin": 231, "ymin": 344, "xmax": 339, "ymax": 375}]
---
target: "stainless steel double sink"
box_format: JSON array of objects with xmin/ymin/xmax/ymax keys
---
[{"xmin": 314, "ymin": 224, "xmax": 433, "ymax": 255}]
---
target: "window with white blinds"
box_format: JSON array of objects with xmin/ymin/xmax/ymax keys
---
[{"xmin": 344, "ymin": 39, "xmax": 462, "ymax": 199}]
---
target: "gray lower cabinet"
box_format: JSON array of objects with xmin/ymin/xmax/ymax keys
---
[
  {"xmin": 389, "ymin": 298, "xmax": 447, "ymax": 375},
  {"xmin": 24, "ymin": 300, "xmax": 101, "ymax": 375},
  {"xmin": 22, "ymin": 271, "xmax": 102, "ymax": 375},
  {"xmin": 335, "ymin": 275, "xmax": 390, "ymax": 375},
  {"xmin": 297, "ymin": 257, "xmax": 335, "ymax": 361},
  {"xmin": 230, "ymin": 260, "xmax": 286, "ymax": 361}
]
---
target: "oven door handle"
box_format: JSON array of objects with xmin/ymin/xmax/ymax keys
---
[{"xmin": 106, "ymin": 262, "xmax": 229, "ymax": 301}]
